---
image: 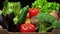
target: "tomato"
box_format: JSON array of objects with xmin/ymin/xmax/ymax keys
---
[
  {"xmin": 20, "ymin": 23, "xmax": 35, "ymax": 32},
  {"xmin": 29, "ymin": 8, "xmax": 39, "ymax": 19}
]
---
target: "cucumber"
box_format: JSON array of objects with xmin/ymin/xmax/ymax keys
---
[{"xmin": 18, "ymin": 5, "xmax": 29, "ymax": 24}]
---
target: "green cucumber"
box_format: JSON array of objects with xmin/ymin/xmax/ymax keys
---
[{"xmin": 18, "ymin": 5, "xmax": 29, "ymax": 24}]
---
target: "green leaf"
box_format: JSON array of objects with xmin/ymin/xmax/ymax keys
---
[
  {"xmin": 3, "ymin": 1, "xmax": 14, "ymax": 16},
  {"xmin": 13, "ymin": 2, "xmax": 21, "ymax": 16},
  {"xmin": 4, "ymin": 0, "xmax": 8, "ymax": 7},
  {"xmin": 32, "ymin": 0, "xmax": 47, "ymax": 8},
  {"xmin": 40, "ymin": 2, "xmax": 59, "ymax": 14},
  {"xmin": 3, "ymin": 0, "xmax": 8, "ymax": 16},
  {"xmin": 13, "ymin": 16, "xmax": 18, "ymax": 24},
  {"xmin": 0, "ymin": 10, "xmax": 3, "ymax": 15},
  {"xmin": 3, "ymin": 1, "xmax": 21, "ymax": 16}
]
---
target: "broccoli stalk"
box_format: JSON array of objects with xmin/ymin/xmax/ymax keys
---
[{"xmin": 39, "ymin": 26, "xmax": 52, "ymax": 33}]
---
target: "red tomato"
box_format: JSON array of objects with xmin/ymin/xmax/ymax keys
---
[
  {"xmin": 29, "ymin": 8, "xmax": 39, "ymax": 19},
  {"xmin": 20, "ymin": 23, "xmax": 35, "ymax": 32}
]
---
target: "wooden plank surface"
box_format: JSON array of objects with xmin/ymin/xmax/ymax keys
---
[{"xmin": 0, "ymin": 29, "xmax": 60, "ymax": 34}]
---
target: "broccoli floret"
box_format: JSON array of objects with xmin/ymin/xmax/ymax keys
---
[
  {"xmin": 52, "ymin": 20, "xmax": 60, "ymax": 29},
  {"xmin": 36, "ymin": 13, "xmax": 60, "ymax": 32}
]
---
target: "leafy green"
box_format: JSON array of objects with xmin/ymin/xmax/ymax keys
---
[
  {"xmin": 32, "ymin": 0, "xmax": 47, "ymax": 8},
  {"xmin": 3, "ymin": 0, "xmax": 9, "ymax": 16},
  {"xmin": 3, "ymin": 0, "xmax": 14, "ymax": 16},
  {"xmin": 41, "ymin": 2, "xmax": 59, "ymax": 14},
  {"xmin": 11, "ymin": 2, "xmax": 21, "ymax": 24},
  {"xmin": 13, "ymin": 16, "xmax": 18, "ymax": 24},
  {"xmin": 0, "ymin": 10, "xmax": 3, "ymax": 15},
  {"xmin": 32, "ymin": 0, "xmax": 60, "ymax": 14},
  {"xmin": 4, "ymin": 0, "xmax": 8, "ymax": 8},
  {"xmin": 12, "ymin": 2, "xmax": 21, "ymax": 16},
  {"xmin": 36, "ymin": 13, "xmax": 60, "ymax": 32},
  {"xmin": 3, "ymin": 0, "xmax": 21, "ymax": 24},
  {"xmin": 3, "ymin": 0, "xmax": 21, "ymax": 16},
  {"xmin": 13, "ymin": 10, "xmax": 22, "ymax": 24}
]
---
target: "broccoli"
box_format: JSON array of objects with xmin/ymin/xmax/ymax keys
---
[{"xmin": 36, "ymin": 13, "xmax": 60, "ymax": 33}]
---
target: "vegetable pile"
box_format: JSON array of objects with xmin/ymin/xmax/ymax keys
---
[{"xmin": 0, "ymin": 0, "xmax": 60, "ymax": 33}]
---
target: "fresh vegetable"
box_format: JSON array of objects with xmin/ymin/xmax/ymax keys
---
[
  {"xmin": 3, "ymin": 2, "xmax": 21, "ymax": 16},
  {"xmin": 12, "ymin": 2, "xmax": 21, "ymax": 24},
  {"xmin": 18, "ymin": 6, "xmax": 29, "ymax": 24},
  {"xmin": 0, "ymin": 10, "xmax": 3, "ymax": 15},
  {"xmin": 32, "ymin": 0, "xmax": 60, "ymax": 32},
  {"xmin": 13, "ymin": 16, "xmax": 18, "ymax": 24},
  {"xmin": 30, "ymin": 16, "xmax": 38, "ymax": 27},
  {"xmin": 36, "ymin": 13, "xmax": 60, "ymax": 32},
  {"xmin": 1, "ymin": 0, "xmax": 60, "ymax": 32},
  {"xmin": 32, "ymin": 0, "xmax": 60, "ymax": 14},
  {"xmin": 40, "ymin": 2, "xmax": 59, "ymax": 14},
  {"xmin": 3, "ymin": 0, "xmax": 9, "ymax": 16},
  {"xmin": 32, "ymin": 0, "xmax": 47, "ymax": 8},
  {"xmin": 26, "ymin": 13, "xmax": 29, "ymax": 18},
  {"xmin": 2, "ymin": 0, "xmax": 21, "ymax": 24},
  {"xmin": 12, "ymin": 2, "xmax": 21, "ymax": 16},
  {"xmin": 25, "ymin": 18, "xmax": 30, "ymax": 23},
  {"xmin": 20, "ymin": 23, "xmax": 35, "ymax": 32},
  {"xmin": 13, "ymin": 10, "xmax": 22, "ymax": 24},
  {"xmin": 3, "ymin": 0, "xmax": 13, "ymax": 16},
  {"xmin": 50, "ymin": 11, "xmax": 59, "ymax": 20},
  {"xmin": 29, "ymin": 8, "xmax": 39, "ymax": 19}
]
